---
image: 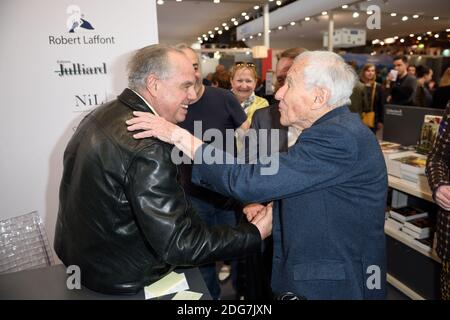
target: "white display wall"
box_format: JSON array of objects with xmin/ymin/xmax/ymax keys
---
[{"xmin": 0, "ymin": 0, "xmax": 158, "ymax": 260}]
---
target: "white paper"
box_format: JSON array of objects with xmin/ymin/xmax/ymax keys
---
[
  {"xmin": 172, "ymin": 290, "xmax": 203, "ymax": 300},
  {"xmin": 144, "ymin": 272, "xmax": 189, "ymax": 299}
]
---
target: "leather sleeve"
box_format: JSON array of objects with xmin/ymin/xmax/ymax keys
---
[{"xmin": 124, "ymin": 141, "xmax": 261, "ymax": 266}]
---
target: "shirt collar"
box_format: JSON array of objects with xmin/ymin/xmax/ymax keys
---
[{"xmin": 131, "ymin": 89, "xmax": 159, "ymax": 116}]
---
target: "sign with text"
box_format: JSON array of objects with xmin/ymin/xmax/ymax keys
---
[{"xmin": 0, "ymin": 0, "xmax": 158, "ymax": 258}]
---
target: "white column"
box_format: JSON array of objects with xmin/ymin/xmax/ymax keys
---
[
  {"xmin": 264, "ymin": 3, "xmax": 270, "ymax": 49},
  {"xmin": 328, "ymin": 11, "xmax": 334, "ymax": 51}
]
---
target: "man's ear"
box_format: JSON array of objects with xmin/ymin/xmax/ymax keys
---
[
  {"xmin": 146, "ymin": 74, "xmax": 158, "ymax": 96},
  {"xmin": 312, "ymin": 87, "xmax": 329, "ymax": 109}
]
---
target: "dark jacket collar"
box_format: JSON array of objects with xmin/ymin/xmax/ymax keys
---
[
  {"xmin": 118, "ymin": 88, "xmax": 155, "ymax": 114},
  {"xmin": 313, "ymin": 105, "xmax": 350, "ymax": 127}
]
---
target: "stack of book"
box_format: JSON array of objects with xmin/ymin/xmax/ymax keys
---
[
  {"xmin": 402, "ymin": 217, "xmax": 433, "ymax": 240},
  {"xmin": 389, "ymin": 152, "xmax": 428, "ymax": 184},
  {"xmin": 385, "ymin": 206, "xmax": 435, "ymax": 250},
  {"xmin": 389, "ymin": 205, "xmax": 428, "ymax": 223}
]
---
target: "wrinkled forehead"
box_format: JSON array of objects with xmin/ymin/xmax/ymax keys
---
[{"xmin": 167, "ymin": 52, "xmax": 195, "ymax": 82}]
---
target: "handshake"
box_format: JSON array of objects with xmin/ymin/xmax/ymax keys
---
[{"xmin": 243, "ymin": 202, "xmax": 273, "ymax": 240}]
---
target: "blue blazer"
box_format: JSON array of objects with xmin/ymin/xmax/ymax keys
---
[{"xmin": 192, "ymin": 106, "xmax": 388, "ymax": 299}]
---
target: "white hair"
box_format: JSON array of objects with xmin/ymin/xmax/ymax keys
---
[{"xmin": 294, "ymin": 51, "xmax": 357, "ymax": 108}]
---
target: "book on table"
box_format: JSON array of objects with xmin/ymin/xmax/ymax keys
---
[
  {"xmin": 401, "ymin": 225, "xmax": 431, "ymax": 239},
  {"xmin": 389, "ymin": 206, "xmax": 428, "ymax": 222}
]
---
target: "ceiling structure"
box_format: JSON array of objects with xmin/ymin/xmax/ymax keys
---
[{"xmin": 156, "ymin": 0, "xmax": 450, "ymax": 50}]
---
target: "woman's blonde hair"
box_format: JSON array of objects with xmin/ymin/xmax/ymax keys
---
[{"xmin": 230, "ymin": 62, "xmax": 257, "ymax": 81}]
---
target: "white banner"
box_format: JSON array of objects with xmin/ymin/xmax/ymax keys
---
[{"xmin": 0, "ymin": 0, "xmax": 158, "ymax": 259}]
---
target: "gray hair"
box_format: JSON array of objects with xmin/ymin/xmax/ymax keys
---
[
  {"xmin": 295, "ymin": 51, "xmax": 357, "ymax": 108},
  {"xmin": 127, "ymin": 44, "xmax": 181, "ymax": 91}
]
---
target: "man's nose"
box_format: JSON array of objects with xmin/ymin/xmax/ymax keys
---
[
  {"xmin": 188, "ymin": 86, "xmax": 197, "ymax": 101},
  {"xmin": 275, "ymin": 84, "xmax": 286, "ymax": 101}
]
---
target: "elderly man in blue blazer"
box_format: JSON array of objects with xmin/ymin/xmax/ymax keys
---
[{"xmin": 127, "ymin": 51, "xmax": 388, "ymax": 300}]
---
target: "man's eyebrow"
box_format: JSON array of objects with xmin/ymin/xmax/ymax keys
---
[{"xmin": 181, "ymin": 80, "xmax": 194, "ymax": 86}]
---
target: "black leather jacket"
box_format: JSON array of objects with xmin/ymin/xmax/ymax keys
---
[{"xmin": 54, "ymin": 88, "xmax": 261, "ymax": 294}]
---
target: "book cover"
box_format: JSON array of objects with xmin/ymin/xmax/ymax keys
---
[
  {"xmin": 417, "ymin": 115, "xmax": 442, "ymax": 154},
  {"xmin": 414, "ymin": 237, "xmax": 434, "ymax": 252},
  {"xmin": 404, "ymin": 217, "xmax": 433, "ymax": 234},
  {"xmin": 389, "ymin": 206, "xmax": 428, "ymax": 222},
  {"xmin": 402, "ymin": 225, "xmax": 430, "ymax": 239}
]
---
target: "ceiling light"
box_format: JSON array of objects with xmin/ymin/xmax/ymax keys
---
[
  {"xmin": 157, "ymin": 0, "xmax": 164, "ymax": 4},
  {"xmin": 412, "ymin": 15, "xmax": 419, "ymax": 19},
  {"xmin": 231, "ymin": 18, "xmax": 236, "ymax": 22},
  {"xmin": 224, "ymin": 26, "xmax": 229, "ymax": 30},
  {"xmin": 367, "ymin": 10, "xmax": 374, "ymax": 15},
  {"xmin": 245, "ymin": 15, "xmax": 250, "ymax": 20},
  {"xmin": 433, "ymin": 16, "xmax": 439, "ymax": 20},
  {"xmin": 218, "ymin": 30, "xmax": 223, "ymax": 35},
  {"xmin": 210, "ymin": 34, "xmax": 214, "ymax": 38},
  {"xmin": 353, "ymin": 12, "xmax": 359, "ymax": 18},
  {"xmin": 390, "ymin": 13, "xmax": 397, "ymax": 17},
  {"xmin": 385, "ymin": 37, "xmax": 395, "ymax": 44},
  {"xmin": 278, "ymin": 26, "xmax": 283, "ymax": 30},
  {"xmin": 197, "ymin": 37, "xmax": 201, "ymax": 41},
  {"xmin": 176, "ymin": 0, "xmax": 182, "ymax": 2},
  {"xmin": 400, "ymin": 39, "xmax": 405, "ymax": 43},
  {"xmin": 254, "ymin": 5, "xmax": 259, "ymax": 10},
  {"xmin": 213, "ymin": 0, "xmax": 220, "ymax": 3},
  {"xmin": 401, "ymin": 16, "xmax": 408, "ymax": 21},
  {"xmin": 222, "ymin": 23, "xmax": 227, "ymax": 27},
  {"xmin": 409, "ymin": 34, "xmax": 414, "ymax": 37},
  {"xmin": 258, "ymin": 33, "xmax": 262, "ymax": 36},
  {"xmin": 434, "ymin": 34, "xmax": 439, "ymax": 38},
  {"xmin": 322, "ymin": 11, "xmax": 328, "ymax": 16},
  {"xmin": 276, "ymin": 0, "xmax": 282, "ymax": 5},
  {"xmin": 249, "ymin": 35, "xmax": 253, "ymax": 39},
  {"xmin": 342, "ymin": 4, "xmax": 348, "ymax": 9},
  {"xmin": 233, "ymin": 21, "xmax": 238, "ymax": 26},
  {"xmin": 290, "ymin": 21, "xmax": 296, "ymax": 26},
  {"xmin": 214, "ymin": 27, "xmax": 219, "ymax": 31},
  {"xmin": 427, "ymin": 31, "xmax": 432, "ymax": 35},
  {"xmin": 446, "ymin": 29, "xmax": 450, "ymax": 32},
  {"xmin": 208, "ymin": 30, "xmax": 212, "ymax": 34},
  {"xmin": 268, "ymin": 30, "xmax": 272, "ymax": 33},
  {"xmin": 372, "ymin": 39, "xmax": 380, "ymax": 44},
  {"xmin": 394, "ymin": 36, "xmax": 399, "ymax": 39},
  {"xmin": 380, "ymin": 41, "xmax": 385, "ymax": 46},
  {"xmin": 246, "ymin": 51, "xmax": 251, "ymax": 55},
  {"xmin": 241, "ymin": 12, "xmax": 247, "ymax": 16},
  {"xmin": 305, "ymin": 17, "xmax": 310, "ymax": 21},
  {"xmin": 242, "ymin": 38, "xmax": 246, "ymax": 41},
  {"xmin": 417, "ymin": 36, "xmax": 422, "ymax": 40}
]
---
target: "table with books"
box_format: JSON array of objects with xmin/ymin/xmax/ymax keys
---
[{"xmin": 380, "ymin": 141, "xmax": 441, "ymax": 300}]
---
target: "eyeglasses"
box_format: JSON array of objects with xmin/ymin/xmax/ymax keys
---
[{"xmin": 234, "ymin": 61, "xmax": 256, "ymax": 68}]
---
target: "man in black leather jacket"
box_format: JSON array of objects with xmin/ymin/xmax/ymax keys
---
[{"xmin": 54, "ymin": 44, "xmax": 272, "ymax": 295}]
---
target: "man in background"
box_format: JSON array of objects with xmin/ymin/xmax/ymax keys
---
[{"xmin": 387, "ymin": 55, "xmax": 417, "ymax": 106}]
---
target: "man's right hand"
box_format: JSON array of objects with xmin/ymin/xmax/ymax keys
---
[
  {"xmin": 243, "ymin": 203, "xmax": 265, "ymax": 222},
  {"xmin": 250, "ymin": 202, "xmax": 273, "ymax": 240}
]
